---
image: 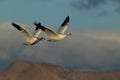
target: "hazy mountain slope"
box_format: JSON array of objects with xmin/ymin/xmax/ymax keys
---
[{"xmin": 0, "ymin": 61, "xmax": 120, "ymax": 80}]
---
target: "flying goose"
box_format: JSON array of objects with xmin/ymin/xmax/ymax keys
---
[
  {"xmin": 34, "ymin": 16, "xmax": 71, "ymax": 42},
  {"xmin": 11, "ymin": 22, "xmax": 45, "ymax": 45}
]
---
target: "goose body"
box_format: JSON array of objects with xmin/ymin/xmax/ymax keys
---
[
  {"xmin": 11, "ymin": 22, "xmax": 45, "ymax": 45},
  {"xmin": 34, "ymin": 16, "xmax": 71, "ymax": 42}
]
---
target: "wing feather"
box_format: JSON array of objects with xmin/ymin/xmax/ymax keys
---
[
  {"xmin": 58, "ymin": 16, "xmax": 70, "ymax": 34},
  {"xmin": 34, "ymin": 22, "xmax": 58, "ymax": 37},
  {"xmin": 11, "ymin": 22, "xmax": 34, "ymax": 41},
  {"xmin": 42, "ymin": 26, "xmax": 58, "ymax": 37}
]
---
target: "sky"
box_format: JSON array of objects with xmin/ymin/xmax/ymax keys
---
[
  {"xmin": 0, "ymin": 0, "xmax": 120, "ymax": 72},
  {"xmin": 0, "ymin": 0, "xmax": 120, "ymax": 29}
]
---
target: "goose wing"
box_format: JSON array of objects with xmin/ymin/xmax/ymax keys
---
[
  {"xmin": 32, "ymin": 29, "xmax": 42, "ymax": 38},
  {"xmin": 34, "ymin": 22, "xmax": 58, "ymax": 37},
  {"xmin": 11, "ymin": 22, "xmax": 34, "ymax": 40},
  {"xmin": 58, "ymin": 16, "xmax": 70, "ymax": 34},
  {"xmin": 40, "ymin": 26, "xmax": 58, "ymax": 37},
  {"xmin": 32, "ymin": 22, "xmax": 42, "ymax": 38}
]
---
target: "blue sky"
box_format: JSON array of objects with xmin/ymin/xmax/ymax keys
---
[
  {"xmin": 0, "ymin": 0, "xmax": 120, "ymax": 72},
  {"xmin": 0, "ymin": 0, "xmax": 120, "ymax": 29}
]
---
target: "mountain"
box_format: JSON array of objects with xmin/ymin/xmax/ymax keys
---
[{"xmin": 0, "ymin": 61, "xmax": 120, "ymax": 80}]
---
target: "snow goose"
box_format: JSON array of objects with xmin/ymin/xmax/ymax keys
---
[
  {"xmin": 11, "ymin": 22, "xmax": 45, "ymax": 45},
  {"xmin": 34, "ymin": 16, "xmax": 71, "ymax": 42}
]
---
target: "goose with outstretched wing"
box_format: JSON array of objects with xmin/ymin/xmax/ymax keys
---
[
  {"xmin": 34, "ymin": 16, "xmax": 71, "ymax": 42},
  {"xmin": 11, "ymin": 22, "xmax": 45, "ymax": 45}
]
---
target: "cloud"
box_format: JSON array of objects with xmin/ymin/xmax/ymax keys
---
[
  {"xmin": 1, "ymin": 23, "xmax": 120, "ymax": 71},
  {"xmin": 111, "ymin": 0, "xmax": 120, "ymax": 13},
  {"xmin": 96, "ymin": 10, "xmax": 109, "ymax": 16},
  {"xmin": 70, "ymin": 0, "xmax": 120, "ymax": 15},
  {"xmin": 0, "ymin": 51, "xmax": 10, "ymax": 60},
  {"xmin": 70, "ymin": 0, "xmax": 106, "ymax": 11},
  {"xmin": 115, "ymin": 6, "xmax": 120, "ymax": 13},
  {"xmin": 113, "ymin": 0, "xmax": 120, "ymax": 3}
]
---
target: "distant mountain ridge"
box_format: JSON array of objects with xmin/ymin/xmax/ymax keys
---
[{"xmin": 0, "ymin": 61, "xmax": 120, "ymax": 80}]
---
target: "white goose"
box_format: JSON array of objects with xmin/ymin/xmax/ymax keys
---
[
  {"xmin": 34, "ymin": 16, "xmax": 71, "ymax": 42},
  {"xmin": 11, "ymin": 22, "xmax": 45, "ymax": 45}
]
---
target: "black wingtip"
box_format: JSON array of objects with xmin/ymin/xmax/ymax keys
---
[
  {"xmin": 11, "ymin": 22, "xmax": 22, "ymax": 31},
  {"xmin": 11, "ymin": 22, "xmax": 16, "ymax": 26},
  {"xmin": 61, "ymin": 16, "xmax": 70, "ymax": 26},
  {"xmin": 33, "ymin": 21, "xmax": 41, "ymax": 30},
  {"xmin": 33, "ymin": 21, "xmax": 46, "ymax": 31},
  {"xmin": 66, "ymin": 16, "xmax": 69, "ymax": 20}
]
